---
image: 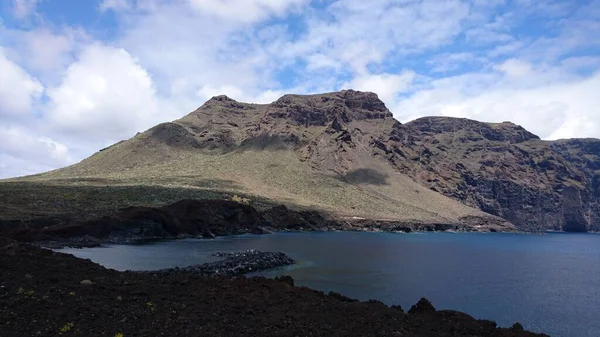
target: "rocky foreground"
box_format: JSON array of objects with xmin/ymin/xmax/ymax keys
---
[{"xmin": 0, "ymin": 238, "xmax": 548, "ymax": 337}]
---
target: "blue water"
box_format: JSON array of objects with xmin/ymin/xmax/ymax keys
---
[{"xmin": 58, "ymin": 232, "xmax": 600, "ymax": 337}]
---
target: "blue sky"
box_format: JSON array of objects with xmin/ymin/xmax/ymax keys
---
[{"xmin": 0, "ymin": 0, "xmax": 599, "ymax": 178}]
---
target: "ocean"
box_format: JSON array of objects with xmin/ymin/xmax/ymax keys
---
[{"xmin": 58, "ymin": 231, "xmax": 600, "ymax": 337}]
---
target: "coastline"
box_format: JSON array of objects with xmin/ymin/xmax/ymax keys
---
[
  {"xmin": 3, "ymin": 207, "xmax": 575, "ymax": 250},
  {"xmin": 1, "ymin": 198, "xmax": 521, "ymax": 249},
  {"xmin": 0, "ymin": 237, "xmax": 548, "ymax": 337},
  {"xmin": 36, "ymin": 224, "xmax": 541, "ymax": 250}
]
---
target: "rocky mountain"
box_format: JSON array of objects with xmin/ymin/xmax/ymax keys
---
[
  {"xmin": 372, "ymin": 117, "xmax": 600, "ymax": 232},
  {"xmin": 18, "ymin": 90, "xmax": 600, "ymax": 232}
]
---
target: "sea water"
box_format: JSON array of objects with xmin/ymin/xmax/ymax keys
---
[{"xmin": 58, "ymin": 231, "xmax": 600, "ymax": 337}]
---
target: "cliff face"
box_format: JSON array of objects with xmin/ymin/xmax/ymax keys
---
[{"xmin": 369, "ymin": 117, "xmax": 600, "ymax": 232}]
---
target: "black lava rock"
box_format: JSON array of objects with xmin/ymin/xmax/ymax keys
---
[{"xmin": 408, "ymin": 297, "xmax": 436, "ymax": 314}]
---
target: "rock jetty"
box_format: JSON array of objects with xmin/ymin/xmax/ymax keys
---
[{"xmin": 144, "ymin": 249, "xmax": 295, "ymax": 277}]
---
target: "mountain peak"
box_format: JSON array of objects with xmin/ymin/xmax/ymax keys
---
[
  {"xmin": 267, "ymin": 89, "xmax": 392, "ymax": 126},
  {"xmin": 208, "ymin": 95, "xmax": 237, "ymax": 102},
  {"xmin": 272, "ymin": 89, "xmax": 387, "ymax": 111}
]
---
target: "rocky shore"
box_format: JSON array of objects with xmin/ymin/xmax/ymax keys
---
[
  {"xmin": 0, "ymin": 238, "xmax": 547, "ymax": 337},
  {"xmin": 141, "ymin": 249, "xmax": 295, "ymax": 277},
  {"xmin": 0, "ymin": 199, "xmax": 516, "ymax": 249}
]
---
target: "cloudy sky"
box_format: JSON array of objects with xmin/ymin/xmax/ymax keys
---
[{"xmin": 0, "ymin": 0, "xmax": 599, "ymax": 178}]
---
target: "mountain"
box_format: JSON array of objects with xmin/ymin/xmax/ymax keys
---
[
  {"xmin": 376, "ymin": 117, "xmax": 600, "ymax": 232},
  {"xmin": 11, "ymin": 90, "xmax": 600, "ymax": 232}
]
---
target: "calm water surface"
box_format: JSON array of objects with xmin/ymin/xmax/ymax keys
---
[{"xmin": 59, "ymin": 232, "xmax": 600, "ymax": 337}]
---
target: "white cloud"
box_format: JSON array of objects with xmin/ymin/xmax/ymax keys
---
[
  {"xmin": 305, "ymin": 53, "xmax": 342, "ymax": 71},
  {"xmin": 23, "ymin": 28, "xmax": 75, "ymax": 71},
  {"xmin": 187, "ymin": 0, "xmax": 309, "ymax": 23},
  {"xmin": 560, "ymin": 56, "xmax": 600, "ymax": 71},
  {"xmin": 0, "ymin": 126, "xmax": 71, "ymax": 172},
  {"xmin": 116, "ymin": 4, "xmax": 275, "ymax": 94},
  {"xmin": 0, "ymin": 153, "xmax": 65, "ymax": 179},
  {"xmin": 12, "ymin": 0, "xmax": 39, "ymax": 19},
  {"xmin": 282, "ymin": 0, "xmax": 472, "ymax": 74},
  {"xmin": 100, "ymin": 0, "xmax": 309, "ymax": 22},
  {"xmin": 428, "ymin": 52, "xmax": 486, "ymax": 73},
  {"xmin": 488, "ymin": 40, "xmax": 526, "ymax": 58},
  {"xmin": 464, "ymin": 11, "xmax": 516, "ymax": 45},
  {"xmin": 0, "ymin": 23, "xmax": 91, "ymax": 87},
  {"xmin": 342, "ymin": 72, "xmax": 416, "ymax": 104},
  {"xmin": 197, "ymin": 84, "xmax": 284, "ymax": 104},
  {"xmin": 0, "ymin": 48, "xmax": 43, "ymax": 118},
  {"xmin": 99, "ymin": 0, "xmax": 132, "ymax": 12},
  {"xmin": 393, "ymin": 64, "xmax": 600, "ymax": 140},
  {"xmin": 44, "ymin": 44, "xmax": 165, "ymax": 145},
  {"xmin": 512, "ymin": 4, "xmax": 600, "ymax": 65},
  {"xmin": 198, "ymin": 84, "xmax": 245, "ymax": 101},
  {"xmin": 465, "ymin": 27, "xmax": 513, "ymax": 45},
  {"xmin": 493, "ymin": 58, "xmax": 533, "ymax": 77}
]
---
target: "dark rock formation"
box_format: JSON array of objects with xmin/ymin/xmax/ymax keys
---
[
  {"xmin": 512, "ymin": 322, "xmax": 525, "ymax": 331},
  {"xmin": 346, "ymin": 216, "xmax": 515, "ymax": 233},
  {"xmin": 260, "ymin": 205, "xmax": 337, "ymax": 231},
  {"xmin": 328, "ymin": 291, "xmax": 359, "ymax": 303},
  {"xmin": 144, "ymin": 249, "xmax": 295, "ymax": 277},
  {"xmin": 391, "ymin": 304, "xmax": 404, "ymax": 312},
  {"xmin": 0, "ymin": 200, "xmax": 269, "ymax": 245},
  {"xmin": 403, "ymin": 117, "xmax": 540, "ymax": 143},
  {"xmin": 270, "ymin": 90, "xmax": 392, "ymax": 126},
  {"xmin": 377, "ymin": 117, "xmax": 600, "ymax": 232},
  {"xmin": 274, "ymin": 275, "xmax": 295, "ymax": 286},
  {"xmin": 1, "ymin": 198, "xmax": 515, "ymax": 248},
  {"xmin": 408, "ymin": 297, "xmax": 436, "ymax": 314}
]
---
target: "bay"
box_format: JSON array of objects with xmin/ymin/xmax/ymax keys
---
[{"xmin": 58, "ymin": 231, "xmax": 600, "ymax": 337}]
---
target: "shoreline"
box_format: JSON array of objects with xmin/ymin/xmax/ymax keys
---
[
  {"xmin": 40, "ymin": 226, "xmax": 562, "ymax": 250},
  {"xmin": 1, "ymin": 199, "xmax": 519, "ymax": 248},
  {"xmin": 0, "ymin": 237, "xmax": 548, "ymax": 337}
]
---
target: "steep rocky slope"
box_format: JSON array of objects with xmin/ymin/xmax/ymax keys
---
[
  {"xmin": 12, "ymin": 90, "xmax": 599, "ymax": 231},
  {"xmin": 367, "ymin": 117, "xmax": 600, "ymax": 231}
]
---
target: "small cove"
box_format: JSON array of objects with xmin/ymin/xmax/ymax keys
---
[{"xmin": 58, "ymin": 231, "xmax": 600, "ymax": 337}]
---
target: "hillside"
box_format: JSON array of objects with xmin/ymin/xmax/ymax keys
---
[
  {"xmin": 5, "ymin": 90, "xmax": 599, "ymax": 231},
  {"xmin": 6, "ymin": 90, "xmax": 508, "ymax": 230}
]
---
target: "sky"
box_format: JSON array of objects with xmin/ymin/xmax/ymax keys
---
[{"xmin": 0, "ymin": 0, "xmax": 599, "ymax": 178}]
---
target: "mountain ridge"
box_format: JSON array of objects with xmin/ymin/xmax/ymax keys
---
[
  {"xmin": 382, "ymin": 116, "xmax": 600, "ymax": 232},
  {"xmin": 5, "ymin": 90, "xmax": 600, "ymax": 232}
]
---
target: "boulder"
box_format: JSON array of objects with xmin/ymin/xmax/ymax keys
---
[{"xmin": 408, "ymin": 297, "xmax": 436, "ymax": 314}]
